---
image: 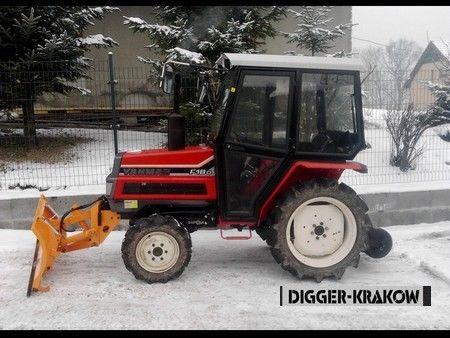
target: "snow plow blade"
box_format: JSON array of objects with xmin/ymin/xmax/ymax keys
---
[{"xmin": 27, "ymin": 195, "xmax": 121, "ymax": 297}]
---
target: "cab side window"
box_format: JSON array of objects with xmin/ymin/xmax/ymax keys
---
[{"xmin": 227, "ymin": 74, "xmax": 290, "ymax": 149}]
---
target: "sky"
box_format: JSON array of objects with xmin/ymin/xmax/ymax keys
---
[{"xmin": 352, "ymin": 6, "xmax": 450, "ymax": 51}]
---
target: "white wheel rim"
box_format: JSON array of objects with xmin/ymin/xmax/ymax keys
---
[
  {"xmin": 136, "ymin": 232, "xmax": 180, "ymax": 273},
  {"xmin": 286, "ymin": 197, "xmax": 357, "ymax": 268}
]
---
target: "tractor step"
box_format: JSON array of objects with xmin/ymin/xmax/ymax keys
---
[{"xmin": 219, "ymin": 227, "xmax": 252, "ymax": 240}]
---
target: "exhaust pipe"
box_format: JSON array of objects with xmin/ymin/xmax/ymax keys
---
[{"xmin": 168, "ymin": 113, "xmax": 185, "ymax": 150}]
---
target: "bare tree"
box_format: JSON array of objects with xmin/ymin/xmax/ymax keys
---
[
  {"xmin": 359, "ymin": 39, "xmax": 421, "ymax": 110},
  {"xmin": 359, "ymin": 46, "xmax": 387, "ymax": 108},
  {"xmin": 385, "ymin": 105, "xmax": 424, "ymax": 171},
  {"xmin": 385, "ymin": 98, "xmax": 450, "ymax": 171},
  {"xmin": 384, "ymin": 40, "xmax": 449, "ymax": 171},
  {"xmin": 383, "ymin": 39, "xmax": 422, "ymax": 109}
]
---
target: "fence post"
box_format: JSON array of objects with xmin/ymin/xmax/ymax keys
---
[
  {"xmin": 108, "ymin": 52, "xmax": 119, "ymax": 155},
  {"xmin": 167, "ymin": 73, "xmax": 185, "ymax": 150}
]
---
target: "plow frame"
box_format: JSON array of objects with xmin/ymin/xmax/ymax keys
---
[{"xmin": 27, "ymin": 195, "xmax": 121, "ymax": 296}]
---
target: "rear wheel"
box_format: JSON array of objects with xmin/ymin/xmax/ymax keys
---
[
  {"xmin": 267, "ymin": 179, "xmax": 370, "ymax": 282},
  {"xmin": 122, "ymin": 215, "xmax": 192, "ymax": 283}
]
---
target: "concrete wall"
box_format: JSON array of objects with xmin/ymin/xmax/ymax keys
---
[
  {"xmin": 362, "ymin": 189, "xmax": 450, "ymax": 227},
  {"xmin": 1, "ymin": 188, "xmax": 449, "ymax": 230},
  {"xmin": 86, "ymin": 6, "xmax": 160, "ymax": 68}
]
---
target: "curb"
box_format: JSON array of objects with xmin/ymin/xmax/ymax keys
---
[{"xmin": 0, "ymin": 189, "xmax": 449, "ymax": 229}]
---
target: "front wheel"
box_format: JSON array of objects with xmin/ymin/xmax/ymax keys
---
[
  {"xmin": 121, "ymin": 215, "xmax": 192, "ymax": 283},
  {"xmin": 267, "ymin": 179, "xmax": 370, "ymax": 282}
]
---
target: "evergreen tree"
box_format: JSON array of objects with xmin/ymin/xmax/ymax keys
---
[
  {"xmin": 124, "ymin": 6, "xmax": 287, "ymax": 140},
  {"xmin": 426, "ymin": 81, "xmax": 450, "ymax": 125},
  {"xmin": 124, "ymin": 6, "xmax": 286, "ymax": 77},
  {"xmin": 0, "ymin": 6, "xmax": 118, "ymax": 146},
  {"xmin": 282, "ymin": 6, "xmax": 354, "ymax": 56}
]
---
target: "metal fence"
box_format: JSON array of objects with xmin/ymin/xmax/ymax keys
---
[
  {"xmin": 341, "ymin": 68, "xmax": 449, "ymax": 186},
  {"xmin": 0, "ymin": 59, "xmax": 449, "ymax": 191},
  {"xmin": 0, "ymin": 57, "xmax": 206, "ymax": 189}
]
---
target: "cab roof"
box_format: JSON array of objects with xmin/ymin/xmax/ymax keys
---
[{"xmin": 216, "ymin": 53, "xmax": 364, "ymax": 72}]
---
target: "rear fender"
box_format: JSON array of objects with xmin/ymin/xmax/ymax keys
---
[{"xmin": 258, "ymin": 160, "xmax": 367, "ymax": 224}]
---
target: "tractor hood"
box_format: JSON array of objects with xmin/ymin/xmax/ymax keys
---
[
  {"xmin": 120, "ymin": 146, "xmax": 214, "ymax": 169},
  {"xmin": 105, "ymin": 145, "xmax": 216, "ymax": 205}
]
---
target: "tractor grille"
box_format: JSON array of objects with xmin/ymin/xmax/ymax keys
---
[{"xmin": 123, "ymin": 183, "xmax": 207, "ymax": 195}]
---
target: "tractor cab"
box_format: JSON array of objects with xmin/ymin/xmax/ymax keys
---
[
  {"xmin": 160, "ymin": 53, "xmax": 366, "ymax": 221},
  {"xmin": 213, "ymin": 54, "xmax": 365, "ymax": 156},
  {"xmin": 213, "ymin": 54, "xmax": 365, "ymax": 220}
]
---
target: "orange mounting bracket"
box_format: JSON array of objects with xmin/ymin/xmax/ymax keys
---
[{"xmin": 27, "ymin": 195, "xmax": 121, "ymax": 296}]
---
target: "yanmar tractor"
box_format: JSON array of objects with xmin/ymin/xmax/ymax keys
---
[{"xmin": 27, "ymin": 53, "xmax": 392, "ymax": 296}]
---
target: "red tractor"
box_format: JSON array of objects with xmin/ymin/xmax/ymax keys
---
[{"xmin": 28, "ymin": 53, "xmax": 392, "ymax": 295}]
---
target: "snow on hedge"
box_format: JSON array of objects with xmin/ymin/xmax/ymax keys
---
[
  {"xmin": 123, "ymin": 16, "xmax": 192, "ymax": 42},
  {"xmin": 166, "ymin": 47, "xmax": 206, "ymax": 64},
  {"xmin": 78, "ymin": 34, "xmax": 119, "ymax": 48}
]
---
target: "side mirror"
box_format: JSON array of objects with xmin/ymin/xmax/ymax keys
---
[
  {"xmin": 224, "ymin": 58, "xmax": 231, "ymax": 70},
  {"xmin": 160, "ymin": 64, "xmax": 174, "ymax": 94}
]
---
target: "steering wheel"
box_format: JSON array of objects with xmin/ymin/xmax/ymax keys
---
[
  {"xmin": 229, "ymin": 129, "xmax": 256, "ymax": 143},
  {"xmin": 311, "ymin": 133, "xmax": 334, "ymax": 152}
]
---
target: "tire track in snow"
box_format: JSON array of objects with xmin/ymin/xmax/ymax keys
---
[{"xmin": 398, "ymin": 252, "xmax": 450, "ymax": 285}]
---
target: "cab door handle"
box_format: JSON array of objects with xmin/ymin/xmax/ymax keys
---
[{"xmin": 225, "ymin": 143, "xmax": 245, "ymax": 152}]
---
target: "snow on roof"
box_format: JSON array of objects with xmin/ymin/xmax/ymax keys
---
[
  {"xmin": 216, "ymin": 53, "xmax": 364, "ymax": 71},
  {"xmin": 432, "ymin": 40, "xmax": 450, "ymax": 61}
]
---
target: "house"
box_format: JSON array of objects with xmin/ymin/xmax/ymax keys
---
[{"xmin": 405, "ymin": 40, "xmax": 450, "ymax": 109}]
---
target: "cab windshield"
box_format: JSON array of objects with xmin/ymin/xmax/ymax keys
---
[{"xmin": 297, "ymin": 72, "xmax": 360, "ymax": 154}]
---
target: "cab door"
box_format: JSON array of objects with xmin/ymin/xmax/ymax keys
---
[{"xmin": 216, "ymin": 70, "xmax": 295, "ymax": 220}]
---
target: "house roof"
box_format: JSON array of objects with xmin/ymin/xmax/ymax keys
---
[
  {"xmin": 215, "ymin": 53, "xmax": 364, "ymax": 72},
  {"xmin": 404, "ymin": 40, "xmax": 450, "ymax": 88},
  {"xmin": 433, "ymin": 40, "xmax": 450, "ymax": 60}
]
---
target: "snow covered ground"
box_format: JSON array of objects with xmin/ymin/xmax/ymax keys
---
[{"xmin": 0, "ymin": 221, "xmax": 449, "ymax": 329}]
